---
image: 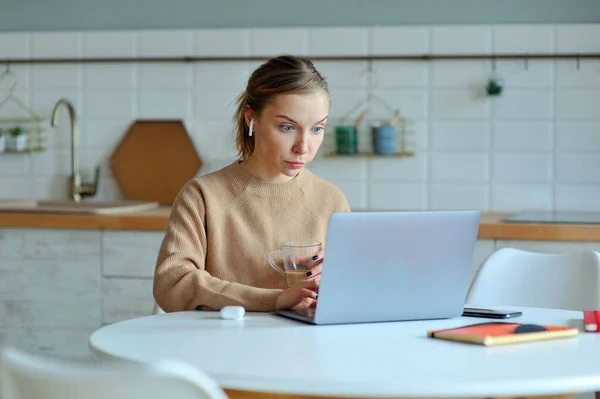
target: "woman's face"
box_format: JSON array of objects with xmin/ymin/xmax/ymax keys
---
[{"xmin": 246, "ymin": 91, "xmax": 329, "ymax": 181}]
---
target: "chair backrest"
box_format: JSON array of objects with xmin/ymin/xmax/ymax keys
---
[
  {"xmin": 0, "ymin": 346, "xmax": 228, "ymax": 399},
  {"xmin": 466, "ymin": 247, "xmax": 600, "ymax": 311},
  {"xmin": 152, "ymin": 301, "xmax": 165, "ymax": 315}
]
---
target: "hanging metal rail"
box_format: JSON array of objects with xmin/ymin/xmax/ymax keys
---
[{"xmin": 2, "ymin": 53, "xmax": 600, "ymax": 64}]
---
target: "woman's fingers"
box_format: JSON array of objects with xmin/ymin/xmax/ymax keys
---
[
  {"xmin": 306, "ymin": 262, "xmax": 322, "ymax": 278},
  {"xmin": 300, "ymin": 287, "xmax": 318, "ymax": 299},
  {"xmin": 282, "ymin": 280, "xmax": 320, "ymax": 311},
  {"xmin": 301, "ymin": 277, "xmax": 319, "ymax": 292},
  {"xmin": 297, "ymin": 248, "xmax": 324, "ymax": 267},
  {"xmin": 291, "ymin": 297, "xmax": 317, "ymax": 311},
  {"xmin": 306, "ymin": 248, "xmax": 325, "ymax": 277},
  {"xmin": 312, "ymin": 248, "xmax": 324, "ymax": 261}
]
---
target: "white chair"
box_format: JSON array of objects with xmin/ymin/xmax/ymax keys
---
[
  {"xmin": 152, "ymin": 301, "xmax": 165, "ymax": 315},
  {"xmin": 0, "ymin": 346, "xmax": 228, "ymax": 399},
  {"xmin": 467, "ymin": 247, "xmax": 600, "ymax": 311}
]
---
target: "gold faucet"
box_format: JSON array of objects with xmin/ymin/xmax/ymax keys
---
[{"xmin": 51, "ymin": 98, "xmax": 100, "ymax": 202}]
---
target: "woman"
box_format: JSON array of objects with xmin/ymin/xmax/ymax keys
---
[{"xmin": 153, "ymin": 55, "xmax": 351, "ymax": 313}]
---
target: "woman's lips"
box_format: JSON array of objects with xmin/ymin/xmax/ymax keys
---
[{"xmin": 286, "ymin": 161, "xmax": 305, "ymax": 168}]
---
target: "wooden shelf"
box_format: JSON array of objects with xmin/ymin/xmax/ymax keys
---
[{"xmin": 0, "ymin": 147, "xmax": 45, "ymax": 154}]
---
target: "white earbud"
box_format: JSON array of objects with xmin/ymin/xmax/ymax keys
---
[
  {"xmin": 248, "ymin": 119, "xmax": 254, "ymax": 137},
  {"xmin": 220, "ymin": 306, "xmax": 245, "ymax": 320}
]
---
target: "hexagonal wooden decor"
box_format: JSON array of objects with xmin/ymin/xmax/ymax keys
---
[{"xmin": 110, "ymin": 120, "xmax": 202, "ymax": 205}]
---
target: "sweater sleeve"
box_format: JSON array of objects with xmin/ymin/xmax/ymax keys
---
[
  {"xmin": 336, "ymin": 187, "xmax": 352, "ymax": 213},
  {"xmin": 339, "ymin": 195, "xmax": 351, "ymax": 213},
  {"xmin": 153, "ymin": 181, "xmax": 282, "ymax": 312}
]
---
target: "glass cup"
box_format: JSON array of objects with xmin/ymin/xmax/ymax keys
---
[{"xmin": 268, "ymin": 241, "xmax": 322, "ymax": 287}]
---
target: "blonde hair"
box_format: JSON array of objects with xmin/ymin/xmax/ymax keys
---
[{"xmin": 233, "ymin": 55, "xmax": 329, "ymax": 160}]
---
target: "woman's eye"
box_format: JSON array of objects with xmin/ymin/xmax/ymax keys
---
[
  {"xmin": 313, "ymin": 126, "xmax": 324, "ymax": 133},
  {"xmin": 280, "ymin": 124, "xmax": 294, "ymax": 132}
]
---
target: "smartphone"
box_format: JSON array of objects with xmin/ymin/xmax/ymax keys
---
[{"xmin": 463, "ymin": 307, "xmax": 523, "ymax": 319}]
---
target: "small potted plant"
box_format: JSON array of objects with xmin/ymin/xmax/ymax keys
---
[
  {"xmin": 0, "ymin": 129, "xmax": 5, "ymax": 153},
  {"xmin": 486, "ymin": 72, "xmax": 504, "ymax": 97},
  {"xmin": 7, "ymin": 126, "xmax": 27, "ymax": 152}
]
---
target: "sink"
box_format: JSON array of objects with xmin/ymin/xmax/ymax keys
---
[{"xmin": 0, "ymin": 200, "xmax": 160, "ymax": 215}]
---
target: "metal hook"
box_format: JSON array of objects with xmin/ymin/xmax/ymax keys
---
[
  {"xmin": 576, "ymin": 54, "xmax": 580, "ymax": 70},
  {"xmin": 491, "ymin": 57, "xmax": 496, "ymax": 71},
  {"xmin": 1, "ymin": 61, "xmax": 18, "ymax": 93},
  {"xmin": 524, "ymin": 54, "xmax": 529, "ymax": 70},
  {"xmin": 362, "ymin": 57, "xmax": 378, "ymax": 91},
  {"xmin": 1, "ymin": 61, "xmax": 8, "ymax": 79}
]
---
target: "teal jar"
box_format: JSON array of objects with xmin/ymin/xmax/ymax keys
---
[
  {"xmin": 371, "ymin": 125, "xmax": 396, "ymax": 155},
  {"xmin": 335, "ymin": 126, "xmax": 357, "ymax": 155}
]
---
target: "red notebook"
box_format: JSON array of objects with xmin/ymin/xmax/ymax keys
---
[{"xmin": 427, "ymin": 322, "xmax": 578, "ymax": 346}]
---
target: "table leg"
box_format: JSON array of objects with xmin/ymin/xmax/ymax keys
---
[{"xmin": 225, "ymin": 389, "xmax": 578, "ymax": 399}]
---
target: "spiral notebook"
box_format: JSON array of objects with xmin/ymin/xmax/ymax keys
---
[{"xmin": 427, "ymin": 322, "xmax": 578, "ymax": 346}]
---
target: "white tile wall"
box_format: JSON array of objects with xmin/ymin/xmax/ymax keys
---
[
  {"xmin": 495, "ymin": 60, "xmax": 554, "ymax": 88},
  {"xmin": 491, "ymin": 184, "xmax": 553, "ymax": 211},
  {"xmin": 431, "ymin": 26, "xmax": 492, "ymax": 54},
  {"xmin": 493, "ymin": 25, "xmax": 554, "ymax": 53},
  {"xmin": 84, "ymin": 64, "xmax": 135, "ymax": 89},
  {"xmin": 0, "ymin": 33, "xmax": 29, "ymax": 58},
  {"xmin": 372, "ymin": 61, "xmax": 428, "ymax": 88},
  {"xmin": 136, "ymin": 30, "xmax": 194, "ymax": 57},
  {"xmin": 430, "ymin": 183, "xmax": 489, "ymax": 210},
  {"xmin": 431, "ymin": 89, "xmax": 490, "ymax": 119},
  {"xmin": 493, "ymin": 89, "xmax": 554, "ymax": 119},
  {"xmin": 493, "ymin": 121, "xmax": 553, "ymax": 151},
  {"xmin": 556, "ymin": 89, "xmax": 600, "ymax": 119},
  {"xmin": 195, "ymin": 29, "xmax": 250, "ymax": 56},
  {"xmin": 431, "ymin": 152, "xmax": 489, "ymax": 182},
  {"xmin": 492, "ymin": 153, "xmax": 553, "ymax": 183},
  {"xmin": 31, "ymin": 32, "xmax": 82, "ymax": 58},
  {"xmin": 555, "ymin": 25, "xmax": 600, "ymax": 53},
  {"xmin": 555, "ymin": 121, "xmax": 600, "ymax": 151},
  {"xmin": 369, "ymin": 182, "xmax": 427, "ymax": 210},
  {"xmin": 83, "ymin": 31, "xmax": 135, "ymax": 58},
  {"xmin": 556, "ymin": 60, "xmax": 600, "ymax": 88},
  {"xmin": 370, "ymin": 27, "xmax": 429, "ymax": 55},
  {"xmin": 431, "ymin": 60, "xmax": 490, "ymax": 88},
  {"xmin": 0, "ymin": 24, "xmax": 599, "ymax": 211},
  {"xmin": 309, "ymin": 28, "xmax": 369, "ymax": 56},
  {"xmin": 431, "ymin": 121, "xmax": 490, "ymax": 150},
  {"xmin": 139, "ymin": 64, "xmax": 193, "ymax": 89},
  {"xmin": 251, "ymin": 28, "xmax": 309, "ymax": 56}
]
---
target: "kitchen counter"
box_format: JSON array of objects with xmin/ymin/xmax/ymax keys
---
[
  {"xmin": 0, "ymin": 206, "xmax": 172, "ymax": 231},
  {"xmin": 1, "ymin": 208, "xmax": 600, "ymax": 241}
]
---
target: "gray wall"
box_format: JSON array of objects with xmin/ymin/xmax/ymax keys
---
[{"xmin": 1, "ymin": 0, "xmax": 600, "ymax": 32}]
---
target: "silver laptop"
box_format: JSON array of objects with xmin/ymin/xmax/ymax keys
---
[{"xmin": 275, "ymin": 210, "xmax": 480, "ymax": 325}]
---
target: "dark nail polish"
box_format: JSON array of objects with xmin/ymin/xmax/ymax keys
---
[
  {"xmin": 306, "ymin": 271, "xmax": 312, "ymax": 277},
  {"xmin": 312, "ymin": 255, "xmax": 318, "ymax": 260}
]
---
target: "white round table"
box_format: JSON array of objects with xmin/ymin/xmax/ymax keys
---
[{"xmin": 89, "ymin": 306, "xmax": 600, "ymax": 399}]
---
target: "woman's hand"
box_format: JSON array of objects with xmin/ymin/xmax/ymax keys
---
[
  {"xmin": 275, "ymin": 278, "xmax": 319, "ymax": 310},
  {"xmin": 306, "ymin": 247, "xmax": 324, "ymax": 279}
]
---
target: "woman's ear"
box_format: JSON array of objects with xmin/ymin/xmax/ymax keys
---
[{"xmin": 244, "ymin": 105, "xmax": 255, "ymax": 126}]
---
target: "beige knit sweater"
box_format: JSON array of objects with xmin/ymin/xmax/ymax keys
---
[{"xmin": 153, "ymin": 161, "xmax": 351, "ymax": 312}]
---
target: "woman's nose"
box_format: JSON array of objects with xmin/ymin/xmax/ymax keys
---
[{"xmin": 293, "ymin": 134, "xmax": 309, "ymax": 154}]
